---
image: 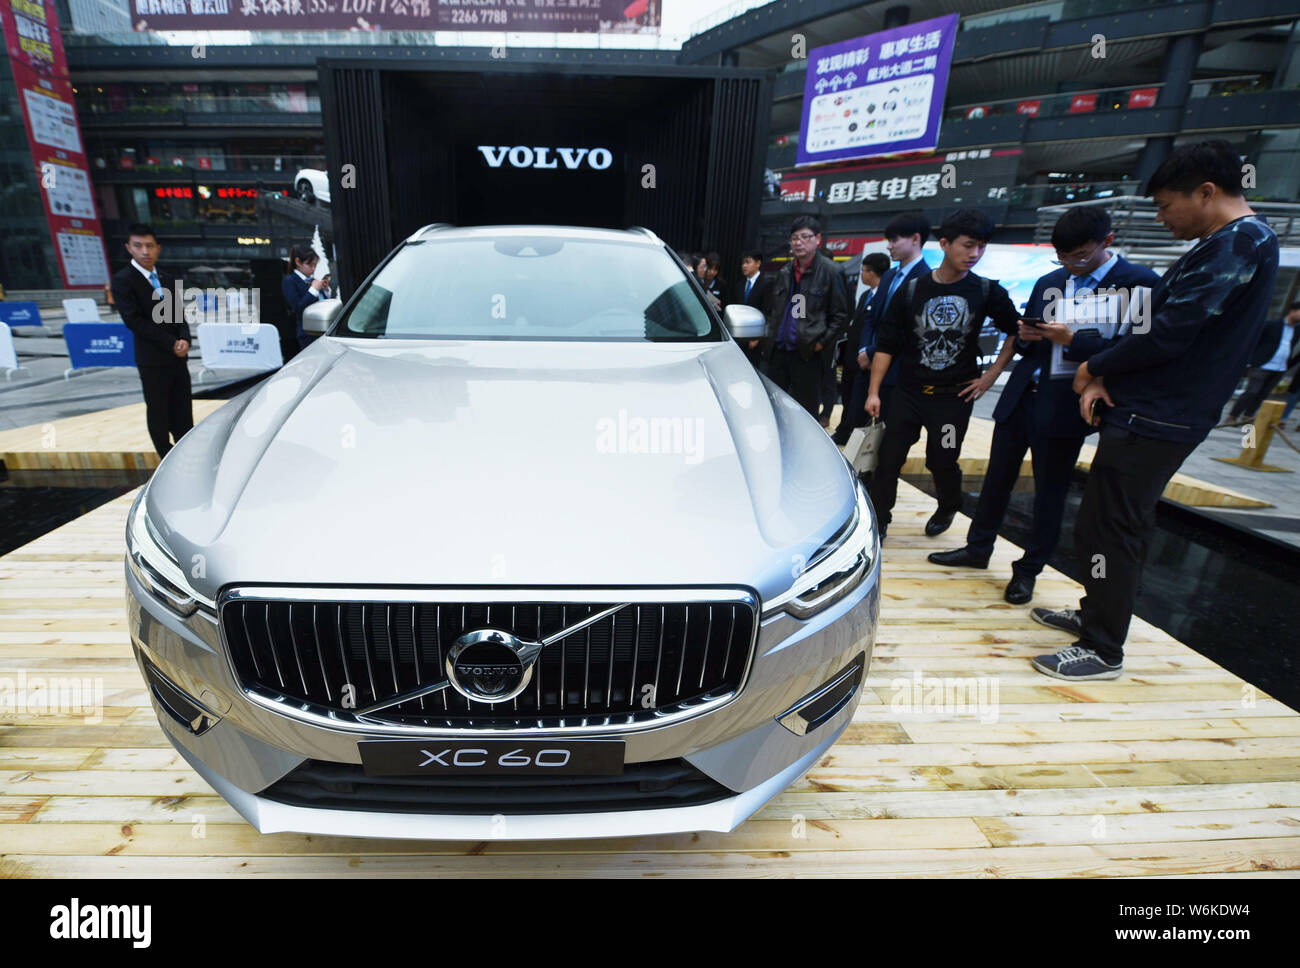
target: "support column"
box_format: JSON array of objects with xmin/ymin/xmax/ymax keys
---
[{"xmin": 1133, "ymin": 33, "xmax": 1203, "ymax": 190}]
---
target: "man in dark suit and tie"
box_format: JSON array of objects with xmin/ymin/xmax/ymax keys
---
[
  {"xmin": 838, "ymin": 213, "xmax": 933, "ymax": 440},
  {"xmin": 734, "ymin": 250, "xmax": 772, "ymax": 370},
  {"xmin": 110, "ymin": 223, "xmax": 193, "ymax": 458},
  {"xmin": 927, "ymin": 205, "xmax": 1160, "ymax": 604},
  {"xmin": 832, "ymin": 251, "xmax": 890, "ymax": 444}
]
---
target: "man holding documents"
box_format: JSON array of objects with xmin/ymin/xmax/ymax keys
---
[{"xmin": 927, "ymin": 205, "xmax": 1159, "ymax": 606}]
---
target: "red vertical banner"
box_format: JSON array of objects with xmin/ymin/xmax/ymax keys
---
[{"xmin": 0, "ymin": 0, "xmax": 109, "ymax": 288}]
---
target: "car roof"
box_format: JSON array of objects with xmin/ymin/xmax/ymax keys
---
[{"xmin": 403, "ymin": 224, "xmax": 663, "ymax": 246}]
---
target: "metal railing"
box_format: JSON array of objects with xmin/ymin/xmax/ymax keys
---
[
  {"xmin": 1035, "ymin": 196, "xmax": 1300, "ymax": 248},
  {"xmin": 76, "ymin": 93, "xmax": 322, "ymax": 115},
  {"xmin": 90, "ymin": 155, "xmax": 324, "ymax": 175}
]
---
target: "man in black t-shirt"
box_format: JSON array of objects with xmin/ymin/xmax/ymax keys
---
[{"xmin": 865, "ymin": 209, "xmax": 1021, "ymax": 538}]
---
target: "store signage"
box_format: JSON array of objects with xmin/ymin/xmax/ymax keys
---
[
  {"xmin": 0, "ymin": 0, "xmax": 109, "ymax": 287},
  {"xmin": 63, "ymin": 322, "xmax": 134, "ymax": 370},
  {"xmin": 196, "ymin": 323, "xmax": 282, "ymax": 372},
  {"xmin": 797, "ymin": 14, "xmax": 959, "ymax": 167},
  {"xmin": 779, "ymin": 148, "xmax": 1022, "ymax": 213},
  {"xmin": 476, "ymin": 146, "xmax": 614, "ymax": 171},
  {"xmin": 1016, "ymin": 100, "xmax": 1041, "ymax": 116},
  {"xmin": 126, "ymin": 0, "xmax": 659, "ymax": 33},
  {"xmin": 1127, "ymin": 87, "xmax": 1158, "ymax": 109},
  {"xmin": 1068, "ymin": 94, "xmax": 1097, "ymax": 114},
  {"xmin": 237, "ymin": 237, "xmax": 271, "ymax": 245}
]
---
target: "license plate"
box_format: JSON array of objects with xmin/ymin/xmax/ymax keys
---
[{"xmin": 359, "ymin": 740, "xmax": 625, "ymax": 777}]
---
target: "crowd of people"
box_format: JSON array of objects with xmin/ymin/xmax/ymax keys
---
[{"xmin": 694, "ymin": 139, "xmax": 1283, "ymax": 684}]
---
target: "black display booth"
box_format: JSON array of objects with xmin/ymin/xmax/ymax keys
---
[{"xmin": 319, "ymin": 58, "xmax": 772, "ymax": 294}]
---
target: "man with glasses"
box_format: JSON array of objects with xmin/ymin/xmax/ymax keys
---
[
  {"xmin": 927, "ymin": 205, "xmax": 1159, "ymax": 605},
  {"xmin": 763, "ymin": 216, "xmax": 851, "ymax": 416}
]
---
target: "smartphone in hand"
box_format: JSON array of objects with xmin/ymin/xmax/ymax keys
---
[
  {"xmin": 1089, "ymin": 397, "xmax": 1109, "ymax": 427},
  {"xmin": 1020, "ymin": 317, "xmax": 1047, "ymax": 328}
]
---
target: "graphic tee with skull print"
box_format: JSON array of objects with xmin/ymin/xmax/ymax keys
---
[{"xmin": 875, "ymin": 271, "xmax": 1020, "ymax": 388}]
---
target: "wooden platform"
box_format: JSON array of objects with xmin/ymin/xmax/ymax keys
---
[
  {"xmin": 2, "ymin": 481, "xmax": 1297, "ymax": 878},
  {"xmin": 0, "ymin": 401, "xmax": 226, "ymax": 470}
]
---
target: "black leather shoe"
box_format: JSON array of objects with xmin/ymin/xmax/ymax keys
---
[
  {"xmin": 924, "ymin": 509, "xmax": 957, "ymax": 536},
  {"xmin": 1004, "ymin": 573, "xmax": 1035, "ymax": 605},
  {"xmin": 927, "ymin": 546, "xmax": 989, "ymax": 568}
]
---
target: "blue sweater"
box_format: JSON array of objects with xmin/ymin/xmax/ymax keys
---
[{"xmin": 1087, "ymin": 215, "xmax": 1279, "ymax": 443}]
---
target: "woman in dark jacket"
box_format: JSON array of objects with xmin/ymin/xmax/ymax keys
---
[{"xmin": 281, "ymin": 243, "xmax": 332, "ymax": 353}]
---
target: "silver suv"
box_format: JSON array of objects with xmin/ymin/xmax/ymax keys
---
[{"xmin": 125, "ymin": 225, "xmax": 880, "ymax": 840}]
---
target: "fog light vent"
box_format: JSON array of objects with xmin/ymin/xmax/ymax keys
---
[
  {"xmin": 141, "ymin": 658, "xmax": 220, "ymax": 736},
  {"xmin": 776, "ymin": 652, "xmax": 865, "ymax": 736}
]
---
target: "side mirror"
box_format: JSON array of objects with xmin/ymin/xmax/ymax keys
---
[
  {"xmin": 302, "ymin": 297, "xmax": 342, "ymax": 335},
  {"xmin": 724, "ymin": 303, "xmax": 767, "ymax": 340}
]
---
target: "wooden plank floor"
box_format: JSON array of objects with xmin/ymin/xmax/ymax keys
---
[
  {"xmin": 0, "ymin": 400, "xmax": 1269, "ymax": 508},
  {"xmin": 2, "ymin": 480, "xmax": 1297, "ymax": 878},
  {"xmin": 0, "ymin": 401, "xmax": 226, "ymax": 470}
]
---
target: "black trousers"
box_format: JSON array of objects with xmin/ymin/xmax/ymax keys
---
[
  {"xmin": 869, "ymin": 384, "xmax": 972, "ymax": 530},
  {"xmin": 767, "ymin": 347, "xmax": 823, "ymax": 416},
  {"xmin": 965, "ymin": 388, "xmax": 1084, "ymax": 577},
  {"xmin": 1074, "ymin": 425, "xmax": 1197, "ymax": 664},
  {"xmin": 1228, "ymin": 367, "xmax": 1284, "ymax": 419},
  {"xmin": 138, "ymin": 362, "xmax": 194, "ymax": 458}
]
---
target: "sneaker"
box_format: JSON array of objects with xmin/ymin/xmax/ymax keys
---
[
  {"xmin": 1030, "ymin": 606, "xmax": 1082, "ymax": 636},
  {"xmin": 1031, "ymin": 645, "xmax": 1123, "ymax": 680}
]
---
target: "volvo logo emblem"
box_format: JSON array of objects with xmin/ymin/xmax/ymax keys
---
[{"xmin": 446, "ymin": 629, "xmax": 539, "ymax": 703}]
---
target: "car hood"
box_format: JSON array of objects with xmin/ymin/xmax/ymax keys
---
[{"xmin": 149, "ymin": 338, "xmax": 856, "ymax": 605}]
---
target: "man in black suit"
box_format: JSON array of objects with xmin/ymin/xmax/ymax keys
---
[
  {"xmin": 110, "ymin": 223, "xmax": 193, "ymax": 458},
  {"xmin": 832, "ymin": 251, "xmax": 890, "ymax": 444},
  {"xmin": 734, "ymin": 249, "xmax": 772, "ymax": 370},
  {"xmin": 841, "ymin": 213, "xmax": 934, "ymax": 434},
  {"xmin": 927, "ymin": 205, "xmax": 1160, "ymax": 604}
]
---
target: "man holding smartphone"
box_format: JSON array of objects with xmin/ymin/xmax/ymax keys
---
[
  {"xmin": 927, "ymin": 205, "xmax": 1158, "ymax": 605},
  {"xmin": 1033, "ymin": 141, "xmax": 1279, "ymax": 681}
]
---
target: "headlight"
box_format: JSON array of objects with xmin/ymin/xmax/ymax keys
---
[
  {"xmin": 126, "ymin": 484, "xmax": 208, "ymax": 618},
  {"xmin": 762, "ymin": 477, "xmax": 876, "ymax": 621}
]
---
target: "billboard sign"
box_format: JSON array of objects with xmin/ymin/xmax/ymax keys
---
[
  {"xmin": 127, "ymin": 0, "xmax": 659, "ymax": 33},
  {"xmin": 797, "ymin": 13, "xmax": 959, "ymax": 167},
  {"xmin": 0, "ymin": 0, "xmax": 109, "ymax": 287}
]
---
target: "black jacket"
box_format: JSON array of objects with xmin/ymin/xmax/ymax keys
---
[
  {"xmin": 734, "ymin": 272, "xmax": 773, "ymax": 316},
  {"xmin": 995, "ymin": 258, "xmax": 1160, "ymax": 438},
  {"xmin": 762, "ymin": 253, "xmax": 851, "ymax": 362},
  {"xmin": 283, "ymin": 271, "xmax": 332, "ymax": 347},
  {"xmin": 1087, "ymin": 215, "xmax": 1279, "ymax": 443},
  {"xmin": 110, "ymin": 264, "xmax": 190, "ymax": 368}
]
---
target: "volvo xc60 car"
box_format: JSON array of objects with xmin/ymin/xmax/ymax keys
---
[{"xmin": 125, "ymin": 224, "xmax": 880, "ymax": 840}]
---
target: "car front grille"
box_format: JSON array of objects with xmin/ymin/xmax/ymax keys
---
[
  {"xmin": 221, "ymin": 593, "xmax": 757, "ymax": 730},
  {"xmin": 260, "ymin": 757, "xmax": 735, "ymax": 815}
]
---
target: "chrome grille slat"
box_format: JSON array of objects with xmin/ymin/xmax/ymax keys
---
[
  {"xmin": 311, "ymin": 604, "xmax": 332, "ymax": 702},
  {"xmin": 223, "ymin": 594, "xmax": 755, "ymax": 730}
]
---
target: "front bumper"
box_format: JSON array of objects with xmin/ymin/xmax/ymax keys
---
[{"xmin": 126, "ymin": 560, "xmax": 880, "ymax": 840}]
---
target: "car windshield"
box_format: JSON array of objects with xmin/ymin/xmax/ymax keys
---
[{"xmin": 332, "ymin": 235, "xmax": 722, "ymax": 341}]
